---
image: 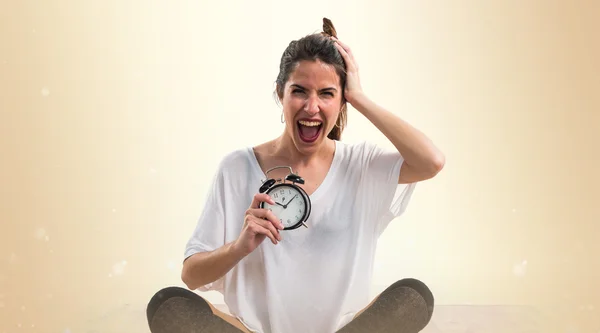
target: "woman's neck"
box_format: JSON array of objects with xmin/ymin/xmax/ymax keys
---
[{"xmin": 272, "ymin": 134, "xmax": 335, "ymax": 167}]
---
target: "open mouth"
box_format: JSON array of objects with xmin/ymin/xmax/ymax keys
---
[{"xmin": 297, "ymin": 120, "xmax": 323, "ymax": 143}]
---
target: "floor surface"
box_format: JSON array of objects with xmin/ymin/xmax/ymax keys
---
[{"xmin": 83, "ymin": 302, "xmax": 573, "ymax": 333}]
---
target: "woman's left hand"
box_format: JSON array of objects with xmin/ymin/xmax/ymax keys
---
[{"xmin": 331, "ymin": 37, "xmax": 364, "ymax": 105}]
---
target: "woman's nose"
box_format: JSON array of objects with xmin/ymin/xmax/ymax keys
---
[{"xmin": 303, "ymin": 97, "xmax": 320, "ymax": 115}]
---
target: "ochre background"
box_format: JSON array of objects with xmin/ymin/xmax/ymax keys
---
[{"xmin": 1, "ymin": 0, "xmax": 598, "ymax": 332}]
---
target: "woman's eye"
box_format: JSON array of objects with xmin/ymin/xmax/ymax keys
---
[{"xmin": 291, "ymin": 89, "xmax": 333, "ymax": 97}]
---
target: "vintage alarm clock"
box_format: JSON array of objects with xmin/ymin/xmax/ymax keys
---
[{"xmin": 258, "ymin": 166, "xmax": 310, "ymax": 230}]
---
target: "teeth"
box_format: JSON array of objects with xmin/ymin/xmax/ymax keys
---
[{"xmin": 298, "ymin": 120, "xmax": 322, "ymax": 127}]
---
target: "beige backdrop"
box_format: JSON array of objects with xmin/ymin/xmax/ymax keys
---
[{"xmin": 1, "ymin": 0, "xmax": 598, "ymax": 332}]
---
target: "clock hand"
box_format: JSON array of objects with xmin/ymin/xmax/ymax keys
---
[
  {"xmin": 282, "ymin": 194, "xmax": 298, "ymax": 209},
  {"xmin": 275, "ymin": 202, "xmax": 285, "ymax": 207}
]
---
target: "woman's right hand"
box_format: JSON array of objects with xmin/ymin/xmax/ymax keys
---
[{"xmin": 233, "ymin": 193, "xmax": 284, "ymax": 256}]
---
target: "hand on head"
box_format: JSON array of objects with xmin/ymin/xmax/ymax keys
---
[{"xmin": 321, "ymin": 17, "xmax": 363, "ymax": 105}]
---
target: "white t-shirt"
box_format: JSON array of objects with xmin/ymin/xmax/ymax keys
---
[{"xmin": 184, "ymin": 140, "xmax": 416, "ymax": 333}]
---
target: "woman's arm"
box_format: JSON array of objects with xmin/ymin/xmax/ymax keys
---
[
  {"xmin": 182, "ymin": 192, "xmax": 282, "ymax": 290},
  {"xmin": 350, "ymin": 93, "xmax": 445, "ymax": 183},
  {"xmin": 332, "ymin": 38, "xmax": 445, "ymax": 183},
  {"xmin": 181, "ymin": 241, "xmax": 246, "ymax": 290}
]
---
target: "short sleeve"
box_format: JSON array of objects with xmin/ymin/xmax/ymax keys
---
[
  {"xmin": 183, "ymin": 164, "xmax": 227, "ymax": 292},
  {"xmin": 357, "ymin": 141, "xmax": 417, "ymax": 235}
]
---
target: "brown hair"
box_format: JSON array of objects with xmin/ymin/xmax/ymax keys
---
[{"xmin": 275, "ymin": 18, "xmax": 347, "ymax": 141}]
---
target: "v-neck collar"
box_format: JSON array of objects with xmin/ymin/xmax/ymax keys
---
[{"xmin": 247, "ymin": 140, "xmax": 340, "ymax": 203}]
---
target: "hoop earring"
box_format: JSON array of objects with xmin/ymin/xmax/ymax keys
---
[{"xmin": 281, "ymin": 111, "xmax": 285, "ymax": 124}]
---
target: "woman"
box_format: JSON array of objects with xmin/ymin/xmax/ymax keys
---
[{"xmin": 147, "ymin": 18, "xmax": 444, "ymax": 333}]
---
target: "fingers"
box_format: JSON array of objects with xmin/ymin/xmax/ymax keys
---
[
  {"xmin": 244, "ymin": 192, "xmax": 283, "ymax": 246},
  {"xmin": 250, "ymin": 192, "xmax": 275, "ymax": 209},
  {"xmin": 245, "ymin": 208, "xmax": 283, "ymax": 244},
  {"xmin": 247, "ymin": 208, "xmax": 284, "ymax": 230},
  {"xmin": 246, "ymin": 215, "xmax": 282, "ymax": 244},
  {"xmin": 332, "ymin": 37, "xmax": 352, "ymax": 56},
  {"xmin": 331, "ymin": 38, "xmax": 358, "ymax": 70}
]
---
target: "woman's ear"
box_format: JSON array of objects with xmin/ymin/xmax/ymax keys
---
[
  {"xmin": 276, "ymin": 84, "xmax": 285, "ymax": 102},
  {"xmin": 273, "ymin": 84, "xmax": 284, "ymax": 107},
  {"xmin": 340, "ymin": 98, "xmax": 347, "ymax": 111},
  {"xmin": 277, "ymin": 84, "xmax": 284, "ymax": 101}
]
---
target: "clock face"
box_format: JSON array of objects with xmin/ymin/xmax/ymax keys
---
[{"xmin": 262, "ymin": 184, "xmax": 308, "ymax": 229}]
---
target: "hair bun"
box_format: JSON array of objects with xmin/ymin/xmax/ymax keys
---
[{"xmin": 322, "ymin": 17, "xmax": 337, "ymax": 38}]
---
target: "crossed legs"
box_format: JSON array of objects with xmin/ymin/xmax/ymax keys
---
[
  {"xmin": 146, "ymin": 286, "xmax": 252, "ymax": 333},
  {"xmin": 335, "ymin": 278, "xmax": 434, "ymax": 333},
  {"xmin": 146, "ymin": 278, "xmax": 434, "ymax": 333}
]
